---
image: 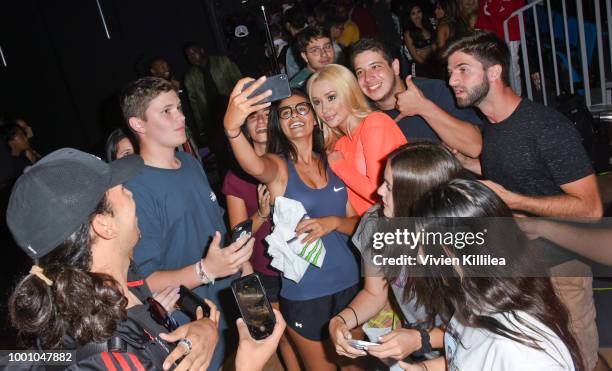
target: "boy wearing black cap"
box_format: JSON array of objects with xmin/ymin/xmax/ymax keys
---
[
  {"xmin": 7, "ymin": 149, "xmax": 220, "ymax": 369},
  {"xmin": 6, "ymin": 148, "xmax": 285, "ymax": 370}
]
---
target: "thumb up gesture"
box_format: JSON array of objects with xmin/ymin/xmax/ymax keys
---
[{"xmin": 394, "ymin": 75, "xmax": 427, "ymax": 122}]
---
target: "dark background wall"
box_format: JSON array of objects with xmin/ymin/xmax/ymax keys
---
[
  {"xmin": 0, "ymin": 0, "xmax": 276, "ymax": 347},
  {"xmin": 0, "ymin": 0, "xmax": 219, "ymax": 156},
  {"xmin": 0, "ymin": 0, "xmax": 240, "ymax": 348}
]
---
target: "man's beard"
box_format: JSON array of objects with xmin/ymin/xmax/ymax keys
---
[{"xmin": 457, "ymin": 76, "xmax": 490, "ymax": 107}]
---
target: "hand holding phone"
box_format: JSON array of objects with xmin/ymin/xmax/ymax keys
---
[
  {"xmin": 224, "ymin": 77, "xmax": 274, "ymax": 138},
  {"xmin": 242, "ymin": 74, "xmax": 290, "ymax": 104},
  {"xmin": 231, "ymin": 274, "xmax": 276, "ymax": 340},
  {"xmin": 202, "ymin": 231, "xmax": 254, "ymax": 280},
  {"xmin": 347, "ymin": 339, "xmax": 380, "ymax": 351},
  {"xmin": 177, "ymin": 285, "xmax": 211, "ymax": 320},
  {"xmin": 235, "ymin": 309, "xmax": 286, "ymax": 371},
  {"xmin": 227, "ymin": 219, "xmax": 253, "ymax": 246}
]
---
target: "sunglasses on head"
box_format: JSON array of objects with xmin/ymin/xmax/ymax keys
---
[{"xmin": 147, "ymin": 297, "xmax": 178, "ymax": 332}]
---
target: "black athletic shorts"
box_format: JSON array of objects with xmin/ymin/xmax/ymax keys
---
[
  {"xmin": 257, "ymin": 273, "xmax": 281, "ymax": 303},
  {"xmin": 280, "ymin": 284, "xmax": 360, "ymax": 341}
]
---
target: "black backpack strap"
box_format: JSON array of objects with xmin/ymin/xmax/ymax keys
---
[{"xmin": 75, "ymin": 335, "xmax": 127, "ymax": 363}]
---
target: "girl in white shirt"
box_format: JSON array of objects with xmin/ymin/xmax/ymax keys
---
[{"xmin": 399, "ymin": 179, "xmax": 584, "ymax": 371}]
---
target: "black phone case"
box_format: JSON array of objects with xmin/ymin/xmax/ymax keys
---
[
  {"xmin": 243, "ymin": 74, "xmax": 291, "ymax": 104},
  {"xmin": 231, "ymin": 274, "xmax": 276, "ymax": 340},
  {"xmin": 177, "ymin": 285, "xmax": 211, "ymax": 320},
  {"xmin": 227, "ymin": 219, "xmax": 253, "ymax": 246}
]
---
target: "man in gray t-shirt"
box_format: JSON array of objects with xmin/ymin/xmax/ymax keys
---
[{"xmin": 444, "ymin": 31, "xmax": 602, "ymax": 371}]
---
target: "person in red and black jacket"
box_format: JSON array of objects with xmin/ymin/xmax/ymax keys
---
[{"xmin": 6, "ymin": 148, "xmax": 285, "ymax": 371}]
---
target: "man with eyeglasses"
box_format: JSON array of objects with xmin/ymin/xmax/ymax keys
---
[{"xmin": 289, "ymin": 26, "xmax": 335, "ymax": 90}]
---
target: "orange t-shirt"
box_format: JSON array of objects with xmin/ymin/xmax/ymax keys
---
[{"xmin": 330, "ymin": 112, "xmax": 407, "ymax": 215}]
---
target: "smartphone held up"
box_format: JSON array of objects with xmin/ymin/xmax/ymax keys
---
[
  {"xmin": 242, "ymin": 74, "xmax": 291, "ymax": 104},
  {"xmin": 231, "ymin": 273, "xmax": 276, "ymax": 340}
]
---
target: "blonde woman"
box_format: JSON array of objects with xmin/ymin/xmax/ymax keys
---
[{"xmin": 308, "ymin": 64, "xmax": 406, "ymax": 216}]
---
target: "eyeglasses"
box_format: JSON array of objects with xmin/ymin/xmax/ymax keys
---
[
  {"xmin": 277, "ymin": 102, "xmax": 312, "ymax": 119},
  {"xmin": 306, "ymin": 43, "xmax": 333, "ymax": 56},
  {"xmin": 147, "ymin": 297, "xmax": 178, "ymax": 332}
]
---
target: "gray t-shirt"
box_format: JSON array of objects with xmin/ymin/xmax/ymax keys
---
[
  {"xmin": 481, "ymin": 98, "xmax": 593, "ymax": 196},
  {"xmin": 352, "ymin": 204, "xmax": 431, "ymax": 326}
]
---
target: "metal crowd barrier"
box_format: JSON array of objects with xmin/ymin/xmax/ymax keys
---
[{"xmin": 504, "ymin": 0, "xmax": 612, "ymax": 111}]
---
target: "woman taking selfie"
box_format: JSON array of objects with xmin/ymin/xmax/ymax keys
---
[
  {"xmin": 223, "ymin": 77, "xmax": 361, "ymax": 371},
  {"xmin": 222, "ymin": 106, "xmax": 302, "ymax": 371}
]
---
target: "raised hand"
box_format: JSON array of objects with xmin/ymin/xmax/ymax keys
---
[
  {"xmin": 235, "ymin": 309, "xmax": 287, "ymax": 371},
  {"xmin": 394, "ymin": 75, "xmax": 427, "ymax": 122},
  {"xmin": 203, "ymin": 231, "xmax": 254, "ymax": 280},
  {"xmin": 224, "ymin": 77, "xmax": 272, "ymax": 137},
  {"xmin": 257, "ymin": 184, "xmax": 271, "ymax": 219}
]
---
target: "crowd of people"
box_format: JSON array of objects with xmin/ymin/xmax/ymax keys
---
[{"xmin": 2, "ymin": 0, "xmax": 611, "ymax": 371}]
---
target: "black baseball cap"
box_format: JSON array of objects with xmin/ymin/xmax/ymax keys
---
[{"xmin": 7, "ymin": 148, "xmax": 143, "ymax": 259}]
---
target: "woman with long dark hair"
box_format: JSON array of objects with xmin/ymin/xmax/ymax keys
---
[
  {"xmin": 434, "ymin": 0, "xmax": 470, "ymax": 52},
  {"xmin": 221, "ymin": 106, "xmax": 302, "ymax": 371},
  {"xmin": 402, "ymin": 3, "xmax": 436, "ymax": 77},
  {"xmin": 223, "ymin": 107, "xmax": 271, "ymax": 281},
  {"xmin": 330, "ymin": 142, "xmax": 464, "ymax": 362},
  {"xmin": 105, "ymin": 128, "xmax": 138, "ymax": 162},
  {"xmin": 224, "ymin": 78, "xmax": 361, "ymax": 371},
  {"xmin": 398, "ymin": 179, "xmax": 584, "ymax": 371}
]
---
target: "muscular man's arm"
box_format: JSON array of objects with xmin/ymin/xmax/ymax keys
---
[
  {"xmin": 418, "ymin": 98, "xmax": 483, "ymax": 158},
  {"xmin": 519, "ymin": 219, "xmax": 612, "ymax": 265},
  {"xmin": 483, "ymin": 174, "xmax": 603, "ymax": 217},
  {"xmin": 451, "ymin": 149, "xmax": 482, "ymax": 175},
  {"xmin": 395, "ymin": 77, "xmax": 482, "ymax": 158}
]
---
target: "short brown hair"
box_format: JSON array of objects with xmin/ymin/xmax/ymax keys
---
[
  {"xmin": 442, "ymin": 31, "xmax": 511, "ymax": 86},
  {"xmin": 297, "ymin": 26, "xmax": 331, "ymax": 52},
  {"xmin": 349, "ymin": 38, "xmax": 395, "ymax": 70},
  {"xmin": 120, "ymin": 77, "xmax": 174, "ymax": 122}
]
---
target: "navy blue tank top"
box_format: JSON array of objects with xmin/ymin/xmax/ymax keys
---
[{"xmin": 280, "ymin": 160, "xmax": 360, "ymax": 301}]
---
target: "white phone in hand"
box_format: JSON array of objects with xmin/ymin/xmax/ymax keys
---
[{"xmin": 348, "ymin": 339, "xmax": 380, "ymax": 350}]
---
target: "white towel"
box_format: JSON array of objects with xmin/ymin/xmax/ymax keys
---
[{"xmin": 265, "ymin": 196, "xmax": 326, "ymax": 282}]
